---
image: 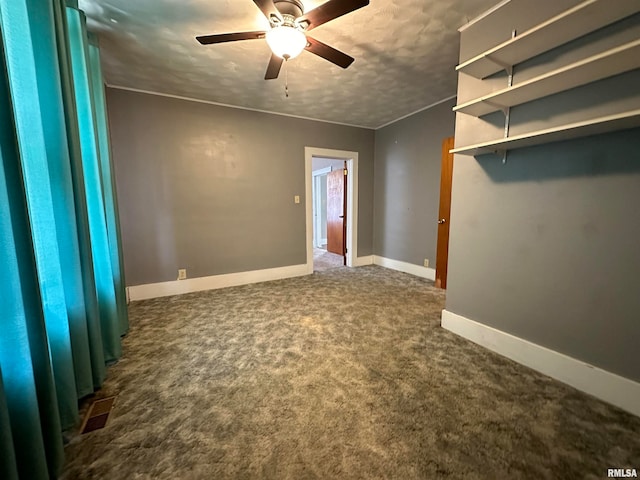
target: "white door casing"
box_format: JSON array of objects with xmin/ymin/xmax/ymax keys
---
[{"xmin": 305, "ymin": 147, "xmax": 358, "ymax": 273}]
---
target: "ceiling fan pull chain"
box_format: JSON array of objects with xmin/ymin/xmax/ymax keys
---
[{"xmin": 285, "ymin": 58, "xmax": 289, "ymax": 98}]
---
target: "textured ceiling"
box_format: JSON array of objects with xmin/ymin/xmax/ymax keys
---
[{"xmin": 78, "ymin": 0, "xmax": 498, "ymax": 128}]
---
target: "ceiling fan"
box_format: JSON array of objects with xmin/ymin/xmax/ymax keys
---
[{"xmin": 196, "ymin": 0, "xmax": 369, "ymax": 80}]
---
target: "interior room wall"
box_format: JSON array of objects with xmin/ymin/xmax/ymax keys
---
[
  {"xmin": 447, "ymin": 0, "xmax": 640, "ymax": 382},
  {"xmin": 373, "ymin": 98, "xmax": 456, "ymax": 266},
  {"xmin": 106, "ymin": 88, "xmax": 374, "ymax": 286}
]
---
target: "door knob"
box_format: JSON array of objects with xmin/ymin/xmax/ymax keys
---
[{"xmin": 438, "ymin": 218, "xmax": 446, "ymax": 224}]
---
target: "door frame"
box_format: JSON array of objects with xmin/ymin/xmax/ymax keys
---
[
  {"xmin": 305, "ymin": 147, "xmax": 358, "ymax": 273},
  {"xmin": 312, "ymin": 166, "xmax": 331, "ymax": 248}
]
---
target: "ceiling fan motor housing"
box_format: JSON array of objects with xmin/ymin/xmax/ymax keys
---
[{"xmin": 274, "ymin": 0, "xmax": 304, "ymax": 20}]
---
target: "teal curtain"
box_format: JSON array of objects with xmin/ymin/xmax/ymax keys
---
[
  {"xmin": 0, "ymin": 0, "xmax": 128, "ymax": 478},
  {"xmin": 53, "ymin": 0, "xmax": 106, "ymax": 397},
  {"xmin": 66, "ymin": 6, "xmax": 124, "ymax": 362},
  {"xmin": 0, "ymin": 370, "xmax": 19, "ymax": 479},
  {"xmin": 88, "ymin": 34, "xmax": 130, "ymax": 336},
  {"xmin": 0, "ymin": 29, "xmax": 64, "ymax": 477},
  {"xmin": 1, "ymin": 0, "xmax": 78, "ymax": 433}
]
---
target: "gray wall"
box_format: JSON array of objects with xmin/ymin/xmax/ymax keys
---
[
  {"xmin": 107, "ymin": 88, "xmax": 374, "ymax": 286},
  {"xmin": 447, "ymin": 1, "xmax": 640, "ymax": 382},
  {"xmin": 373, "ymin": 99, "xmax": 456, "ymax": 266}
]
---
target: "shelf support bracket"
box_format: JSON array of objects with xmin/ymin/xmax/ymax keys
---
[
  {"xmin": 505, "ymin": 29, "xmax": 516, "ymax": 86},
  {"xmin": 490, "ymin": 149, "xmax": 508, "ymax": 164},
  {"xmin": 486, "ymin": 30, "xmax": 518, "ymax": 77},
  {"xmin": 499, "ymin": 29, "xmax": 517, "ymax": 165},
  {"xmin": 484, "ymin": 55, "xmax": 513, "ymax": 76},
  {"xmin": 504, "ymin": 107, "xmax": 511, "ymax": 135},
  {"xmin": 502, "ymin": 106, "xmax": 511, "ymax": 165},
  {"xmin": 484, "ymin": 100, "xmax": 509, "ymax": 115}
]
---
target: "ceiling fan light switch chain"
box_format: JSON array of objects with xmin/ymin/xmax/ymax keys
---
[{"xmin": 285, "ymin": 59, "xmax": 289, "ymax": 98}]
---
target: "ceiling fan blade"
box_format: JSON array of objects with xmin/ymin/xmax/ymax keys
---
[
  {"xmin": 253, "ymin": 0, "xmax": 283, "ymax": 23},
  {"xmin": 304, "ymin": 36, "xmax": 354, "ymax": 69},
  {"xmin": 265, "ymin": 54, "xmax": 284, "ymax": 80},
  {"xmin": 297, "ymin": 0, "xmax": 369, "ymax": 31},
  {"xmin": 196, "ymin": 31, "xmax": 266, "ymax": 45}
]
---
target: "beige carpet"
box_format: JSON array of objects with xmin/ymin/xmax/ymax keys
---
[
  {"xmin": 313, "ymin": 246, "xmax": 344, "ymax": 271},
  {"xmin": 61, "ymin": 266, "xmax": 640, "ymax": 479}
]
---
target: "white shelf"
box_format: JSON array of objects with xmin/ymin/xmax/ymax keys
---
[
  {"xmin": 450, "ymin": 109, "xmax": 640, "ymax": 156},
  {"xmin": 456, "ymin": 0, "xmax": 640, "ymax": 79},
  {"xmin": 454, "ymin": 39, "xmax": 640, "ymax": 117}
]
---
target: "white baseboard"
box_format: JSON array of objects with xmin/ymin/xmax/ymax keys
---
[
  {"xmin": 353, "ymin": 255, "xmax": 374, "ymax": 267},
  {"xmin": 441, "ymin": 309, "xmax": 640, "ymax": 417},
  {"xmin": 128, "ymin": 263, "xmax": 309, "ymax": 301},
  {"xmin": 373, "ymin": 255, "xmax": 436, "ymax": 281}
]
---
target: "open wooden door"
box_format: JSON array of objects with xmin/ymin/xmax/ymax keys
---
[
  {"xmin": 435, "ymin": 137, "xmax": 454, "ymax": 289},
  {"xmin": 326, "ymin": 166, "xmax": 346, "ymax": 263}
]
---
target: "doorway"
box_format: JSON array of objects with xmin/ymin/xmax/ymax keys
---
[
  {"xmin": 312, "ymin": 160, "xmax": 345, "ymax": 272},
  {"xmin": 305, "ymin": 147, "xmax": 359, "ymax": 274}
]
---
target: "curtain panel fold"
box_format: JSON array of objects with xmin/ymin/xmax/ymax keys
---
[
  {"xmin": 0, "ymin": 0, "xmax": 128, "ymax": 478},
  {"xmin": 66, "ymin": 6, "xmax": 124, "ymax": 363}
]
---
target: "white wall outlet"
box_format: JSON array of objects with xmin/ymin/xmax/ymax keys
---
[
  {"xmin": 178, "ymin": 268, "xmax": 187, "ymax": 280},
  {"xmin": 294, "ymin": 195, "xmax": 300, "ymax": 204},
  {"xmin": 423, "ymin": 259, "xmax": 429, "ymax": 268}
]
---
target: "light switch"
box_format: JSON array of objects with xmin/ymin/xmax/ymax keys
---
[{"xmin": 294, "ymin": 195, "xmax": 300, "ymax": 204}]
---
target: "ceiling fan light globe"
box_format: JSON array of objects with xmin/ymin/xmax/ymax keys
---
[{"xmin": 266, "ymin": 26, "xmax": 306, "ymax": 60}]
